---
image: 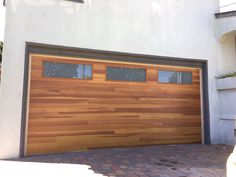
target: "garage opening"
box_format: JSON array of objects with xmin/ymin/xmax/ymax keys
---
[{"xmin": 24, "ymin": 54, "xmax": 203, "ymax": 156}]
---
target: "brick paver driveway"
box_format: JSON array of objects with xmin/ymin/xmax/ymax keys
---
[{"xmin": 7, "ymin": 144, "xmax": 233, "ymax": 177}]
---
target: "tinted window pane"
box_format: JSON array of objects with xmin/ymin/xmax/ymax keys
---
[
  {"xmin": 158, "ymin": 71, "xmax": 178, "ymax": 83},
  {"xmin": 84, "ymin": 64, "xmax": 92, "ymax": 79},
  {"xmin": 158, "ymin": 70, "xmax": 192, "ymax": 84},
  {"xmin": 76, "ymin": 64, "xmax": 84, "ymax": 79},
  {"xmin": 106, "ymin": 67, "xmax": 146, "ymax": 82},
  {"xmin": 44, "ymin": 61, "xmax": 92, "ymax": 79},
  {"xmin": 181, "ymin": 72, "xmax": 192, "ymax": 84}
]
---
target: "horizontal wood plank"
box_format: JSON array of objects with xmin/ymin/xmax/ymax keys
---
[{"xmin": 26, "ymin": 55, "xmax": 202, "ymax": 155}]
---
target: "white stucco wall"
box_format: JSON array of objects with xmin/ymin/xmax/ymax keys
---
[
  {"xmin": 0, "ymin": 1, "xmax": 6, "ymax": 41},
  {"xmin": 217, "ymin": 16, "xmax": 236, "ymax": 41},
  {"xmin": 220, "ymin": 0, "xmax": 236, "ymax": 12},
  {"xmin": 217, "ymin": 16, "xmax": 236, "ymax": 145},
  {"xmin": 217, "ymin": 78, "xmax": 236, "ymax": 145},
  {"xmin": 0, "ymin": 0, "xmax": 222, "ymax": 158},
  {"xmin": 219, "ymin": 33, "xmax": 236, "ymax": 74}
]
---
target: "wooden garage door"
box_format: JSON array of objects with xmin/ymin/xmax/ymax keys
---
[{"xmin": 25, "ymin": 54, "xmax": 202, "ymax": 155}]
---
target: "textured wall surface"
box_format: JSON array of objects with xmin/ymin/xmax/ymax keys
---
[{"xmin": 0, "ymin": 0, "xmax": 224, "ymax": 158}]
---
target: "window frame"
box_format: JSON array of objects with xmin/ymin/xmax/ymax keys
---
[
  {"xmin": 41, "ymin": 60, "xmax": 93, "ymax": 81},
  {"xmin": 157, "ymin": 69, "xmax": 193, "ymax": 85},
  {"xmin": 105, "ymin": 65, "xmax": 147, "ymax": 83}
]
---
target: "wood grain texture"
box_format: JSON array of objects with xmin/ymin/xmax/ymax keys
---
[{"xmin": 26, "ymin": 55, "xmax": 202, "ymax": 155}]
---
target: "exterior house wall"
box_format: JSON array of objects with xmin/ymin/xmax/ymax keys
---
[
  {"xmin": 217, "ymin": 78, "xmax": 236, "ymax": 145},
  {"xmin": 216, "ymin": 15, "xmax": 236, "ymax": 145},
  {"xmin": 218, "ymin": 33, "xmax": 236, "ymax": 145},
  {"xmin": 219, "ymin": 33, "xmax": 236, "ymax": 74},
  {"xmin": 217, "ymin": 15, "xmax": 236, "ymax": 41},
  {"xmin": 0, "ymin": 0, "xmax": 223, "ymax": 158}
]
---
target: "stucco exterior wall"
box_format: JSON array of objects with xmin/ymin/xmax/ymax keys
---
[
  {"xmin": 217, "ymin": 15, "xmax": 236, "ymax": 41},
  {"xmin": 219, "ymin": 33, "xmax": 236, "ymax": 74},
  {"xmin": 216, "ymin": 15, "xmax": 236, "ymax": 145},
  {"xmin": 0, "ymin": 0, "xmax": 222, "ymax": 158},
  {"xmin": 217, "ymin": 78, "xmax": 236, "ymax": 145}
]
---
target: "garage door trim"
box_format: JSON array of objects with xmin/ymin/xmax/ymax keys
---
[{"xmin": 20, "ymin": 42, "xmax": 210, "ymax": 157}]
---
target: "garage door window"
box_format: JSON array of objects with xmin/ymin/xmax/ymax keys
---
[
  {"xmin": 44, "ymin": 61, "xmax": 92, "ymax": 79},
  {"xmin": 106, "ymin": 67, "xmax": 146, "ymax": 82},
  {"xmin": 158, "ymin": 70, "xmax": 192, "ymax": 84}
]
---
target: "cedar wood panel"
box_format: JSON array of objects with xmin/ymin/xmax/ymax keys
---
[{"xmin": 26, "ymin": 55, "xmax": 202, "ymax": 155}]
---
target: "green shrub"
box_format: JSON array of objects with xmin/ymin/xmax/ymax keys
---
[{"xmin": 216, "ymin": 72, "xmax": 236, "ymax": 79}]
